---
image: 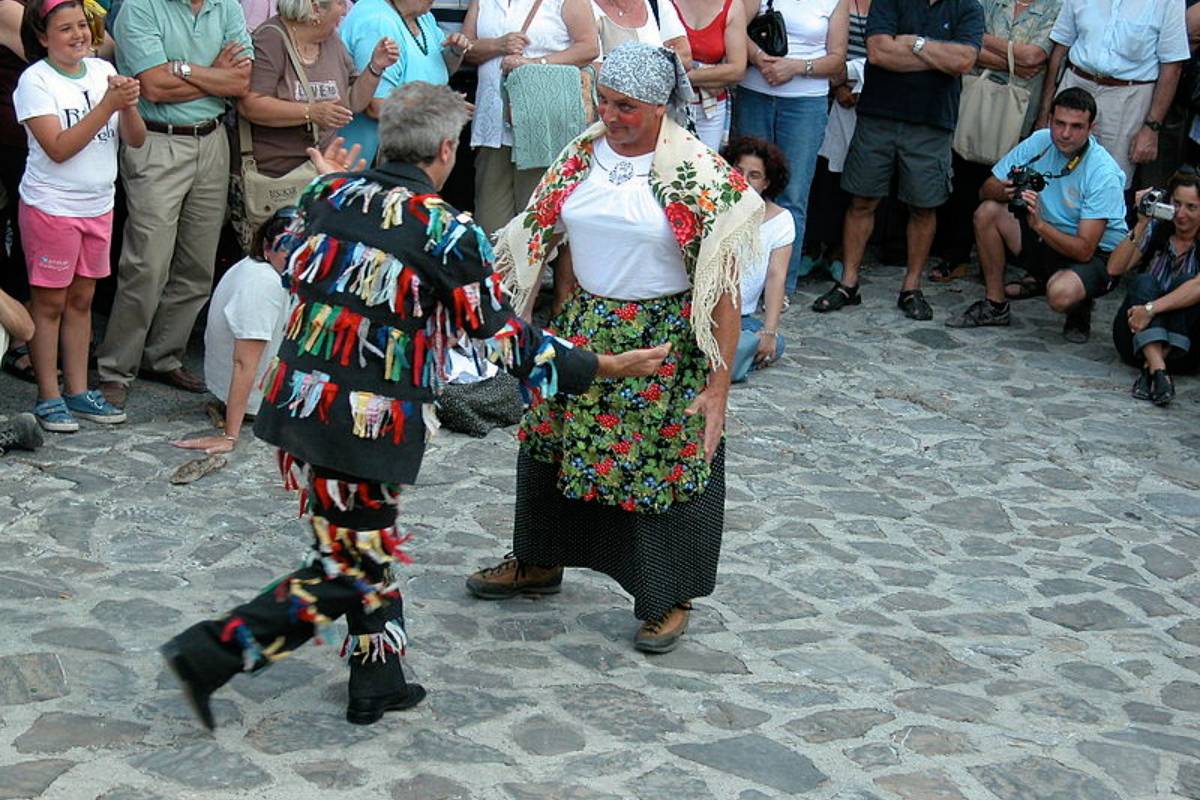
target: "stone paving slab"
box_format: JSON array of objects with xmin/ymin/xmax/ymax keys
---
[{"xmin": 1, "ymin": 272, "xmax": 1199, "ymax": 799}]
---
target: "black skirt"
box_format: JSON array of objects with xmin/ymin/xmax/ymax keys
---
[{"xmin": 513, "ymin": 445, "xmax": 725, "ymax": 621}]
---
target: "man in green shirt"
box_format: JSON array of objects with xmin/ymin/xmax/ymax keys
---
[{"xmin": 97, "ymin": 0, "xmax": 253, "ymax": 409}]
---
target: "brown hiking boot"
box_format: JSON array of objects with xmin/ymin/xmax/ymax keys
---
[
  {"xmin": 99, "ymin": 381, "xmax": 127, "ymax": 409},
  {"xmin": 465, "ymin": 553, "xmax": 563, "ymax": 600},
  {"xmin": 634, "ymin": 602, "xmax": 691, "ymax": 654}
]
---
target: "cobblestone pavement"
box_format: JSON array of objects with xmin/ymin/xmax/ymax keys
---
[{"xmin": 1, "ymin": 270, "xmax": 1199, "ymax": 800}]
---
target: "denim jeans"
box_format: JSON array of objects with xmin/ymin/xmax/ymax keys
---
[
  {"xmin": 732, "ymin": 315, "xmax": 785, "ymax": 383},
  {"xmin": 732, "ymin": 88, "xmax": 828, "ymax": 293}
]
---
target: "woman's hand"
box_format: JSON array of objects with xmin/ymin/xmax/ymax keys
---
[
  {"xmin": 172, "ymin": 435, "xmax": 236, "ymax": 455},
  {"xmin": 758, "ymin": 55, "xmax": 798, "ymax": 86},
  {"xmin": 444, "ymin": 32, "xmax": 472, "ymax": 57},
  {"xmin": 370, "ymin": 36, "xmax": 400, "ymax": 73},
  {"xmin": 1128, "ymin": 303, "xmax": 1153, "ymax": 333},
  {"xmin": 498, "ymin": 31, "xmax": 530, "ymax": 55},
  {"xmin": 684, "ymin": 385, "xmax": 727, "ymax": 463},
  {"xmin": 753, "ymin": 331, "xmax": 776, "ymax": 366},
  {"xmin": 501, "ymin": 54, "xmax": 529, "ymax": 74},
  {"xmin": 308, "ymin": 101, "xmax": 354, "ymax": 129},
  {"xmin": 307, "ymin": 136, "xmax": 367, "ymax": 174},
  {"xmin": 595, "ymin": 343, "xmax": 672, "ymax": 378}
]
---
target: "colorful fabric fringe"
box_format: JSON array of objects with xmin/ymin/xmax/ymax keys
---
[
  {"xmin": 306, "ymin": 516, "xmax": 411, "ymax": 613},
  {"xmin": 220, "ymin": 616, "xmax": 263, "ymax": 672},
  {"xmin": 339, "ymin": 619, "xmax": 408, "ymax": 663}
]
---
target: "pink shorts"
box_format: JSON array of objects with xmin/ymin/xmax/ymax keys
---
[{"xmin": 19, "ymin": 201, "xmax": 113, "ymax": 289}]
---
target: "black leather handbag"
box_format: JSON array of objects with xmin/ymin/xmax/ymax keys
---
[{"xmin": 747, "ymin": 0, "xmax": 788, "ymax": 58}]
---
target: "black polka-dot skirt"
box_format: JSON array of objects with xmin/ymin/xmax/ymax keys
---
[{"xmin": 513, "ymin": 445, "xmax": 725, "ymax": 621}]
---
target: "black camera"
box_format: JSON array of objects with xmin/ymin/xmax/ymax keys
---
[{"xmin": 1007, "ymin": 166, "xmax": 1047, "ymax": 213}]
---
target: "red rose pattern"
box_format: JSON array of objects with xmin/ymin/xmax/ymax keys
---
[{"xmin": 663, "ymin": 201, "xmax": 700, "ymax": 247}]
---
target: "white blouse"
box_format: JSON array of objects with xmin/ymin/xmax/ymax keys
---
[
  {"xmin": 741, "ymin": 208, "xmax": 794, "ymax": 315},
  {"xmin": 471, "ymin": 0, "xmax": 575, "ymax": 149},
  {"xmin": 560, "ymin": 138, "xmax": 691, "ymax": 300},
  {"xmin": 592, "ymin": 0, "xmax": 686, "ymax": 57},
  {"xmin": 741, "ymin": 0, "xmax": 840, "ymax": 98}
]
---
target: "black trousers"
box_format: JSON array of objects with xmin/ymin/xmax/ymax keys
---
[{"xmin": 169, "ymin": 458, "xmax": 409, "ymax": 698}]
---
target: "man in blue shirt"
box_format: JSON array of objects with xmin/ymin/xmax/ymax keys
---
[
  {"xmin": 1035, "ymin": 0, "xmax": 1189, "ymax": 191},
  {"xmin": 947, "ymin": 87, "xmax": 1129, "ymax": 340}
]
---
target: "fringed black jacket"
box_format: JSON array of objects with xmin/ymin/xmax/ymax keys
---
[{"xmin": 254, "ymin": 161, "xmax": 598, "ymax": 484}]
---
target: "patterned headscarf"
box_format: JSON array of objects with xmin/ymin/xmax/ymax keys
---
[{"xmin": 598, "ymin": 42, "xmax": 694, "ymax": 128}]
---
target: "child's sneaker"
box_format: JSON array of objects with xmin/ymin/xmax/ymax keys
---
[
  {"xmin": 65, "ymin": 390, "xmax": 127, "ymax": 425},
  {"xmin": 34, "ymin": 397, "xmax": 80, "ymax": 433}
]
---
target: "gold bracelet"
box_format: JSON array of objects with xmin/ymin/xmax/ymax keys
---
[
  {"xmin": 304, "ymin": 105, "xmax": 311, "ymax": 124},
  {"xmin": 223, "ymin": 434, "xmax": 238, "ymax": 442}
]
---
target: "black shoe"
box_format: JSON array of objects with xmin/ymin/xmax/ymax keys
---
[
  {"xmin": 1150, "ymin": 369, "xmax": 1175, "ymax": 407},
  {"xmin": 811, "ymin": 282, "xmax": 861, "ymax": 313},
  {"xmin": 1063, "ymin": 300, "xmax": 1092, "ymax": 343},
  {"xmin": 160, "ymin": 640, "xmax": 216, "ymax": 731},
  {"xmin": 346, "ymin": 683, "xmax": 427, "ymax": 725},
  {"xmin": 945, "ymin": 299, "xmax": 1010, "ymax": 328},
  {"xmin": 897, "ymin": 289, "xmax": 933, "ymax": 321},
  {"xmin": 1132, "ymin": 367, "xmax": 1152, "ymax": 401}
]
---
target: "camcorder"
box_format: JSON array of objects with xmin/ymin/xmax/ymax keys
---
[
  {"xmin": 1007, "ymin": 165, "xmax": 1047, "ymax": 214},
  {"xmin": 1137, "ymin": 189, "xmax": 1176, "ymax": 222}
]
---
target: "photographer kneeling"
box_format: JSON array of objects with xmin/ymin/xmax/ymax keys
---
[
  {"xmin": 1107, "ymin": 171, "xmax": 1200, "ymax": 407},
  {"xmin": 946, "ymin": 88, "xmax": 1128, "ymax": 342}
]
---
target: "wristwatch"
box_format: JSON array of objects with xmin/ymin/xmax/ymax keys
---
[
  {"xmin": 804, "ymin": 59, "xmax": 815, "ymax": 77},
  {"xmin": 912, "ymin": 36, "xmax": 927, "ymax": 55},
  {"xmin": 175, "ymin": 61, "xmax": 192, "ymax": 80},
  {"xmin": 1144, "ymin": 302, "xmax": 1156, "ymax": 317},
  {"xmin": 538, "ymin": 56, "xmax": 548, "ymax": 65},
  {"xmin": 1144, "ymin": 118, "xmax": 1163, "ymax": 132}
]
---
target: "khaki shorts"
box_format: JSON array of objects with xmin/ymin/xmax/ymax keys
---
[{"xmin": 841, "ymin": 115, "xmax": 954, "ymax": 208}]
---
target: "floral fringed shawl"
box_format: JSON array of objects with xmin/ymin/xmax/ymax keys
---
[{"xmin": 493, "ymin": 116, "xmax": 763, "ymax": 369}]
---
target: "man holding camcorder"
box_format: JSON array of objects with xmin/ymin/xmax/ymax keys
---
[{"xmin": 947, "ymin": 87, "xmax": 1128, "ymax": 341}]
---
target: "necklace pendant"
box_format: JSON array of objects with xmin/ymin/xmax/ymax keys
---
[{"xmin": 609, "ymin": 160, "xmax": 634, "ymax": 185}]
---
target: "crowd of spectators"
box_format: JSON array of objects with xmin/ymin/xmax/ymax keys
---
[{"xmin": 1, "ymin": 0, "xmax": 1199, "ymax": 452}]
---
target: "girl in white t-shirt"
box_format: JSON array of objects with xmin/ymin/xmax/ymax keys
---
[
  {"xmin": 724, "ymin": 136, "xmax": 792, "ymax": 382},
  {"xmin": 14, "ymin": 0, "xmax": 145, "ymax": 432}
]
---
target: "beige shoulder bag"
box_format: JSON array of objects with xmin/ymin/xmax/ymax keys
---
[
  {"xmin": 953, "ymin": 41, "xmax": 1031, "ymax": 165},
  {"xmin": 234, "ymin": 23, "xmax": 321, "ymax": 251}
]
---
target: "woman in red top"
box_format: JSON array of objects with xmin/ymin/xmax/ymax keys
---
[{"xmin": 669, "ymin": 0, "xmax": 745, "ymax": 150}]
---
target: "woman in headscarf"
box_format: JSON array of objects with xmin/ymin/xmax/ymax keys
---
[{"xmin": 466, "ymin": 41, "xmax": 762, "ymax": 654}]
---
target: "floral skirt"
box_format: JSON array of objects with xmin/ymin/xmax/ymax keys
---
[{"xmin": 518, "ymin": 289, "xmax": 713, "ymax": 514}]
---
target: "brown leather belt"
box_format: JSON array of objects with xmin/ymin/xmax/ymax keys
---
[
  {"xmin": 1068, "ymin": 62, "xmax": 1154, "ymax": 88},
  {"xmin": 144, "ymin": 117, "xmax": 221, "ymax": 136}
]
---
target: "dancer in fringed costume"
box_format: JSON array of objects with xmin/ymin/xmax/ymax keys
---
[
  {"xmin": 467, "ymin": 42, "xmax": 762, "ymax": 653},
  {"xmin": 160, "ymin": 82, "xmax": 669, "ymax": 729}
]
